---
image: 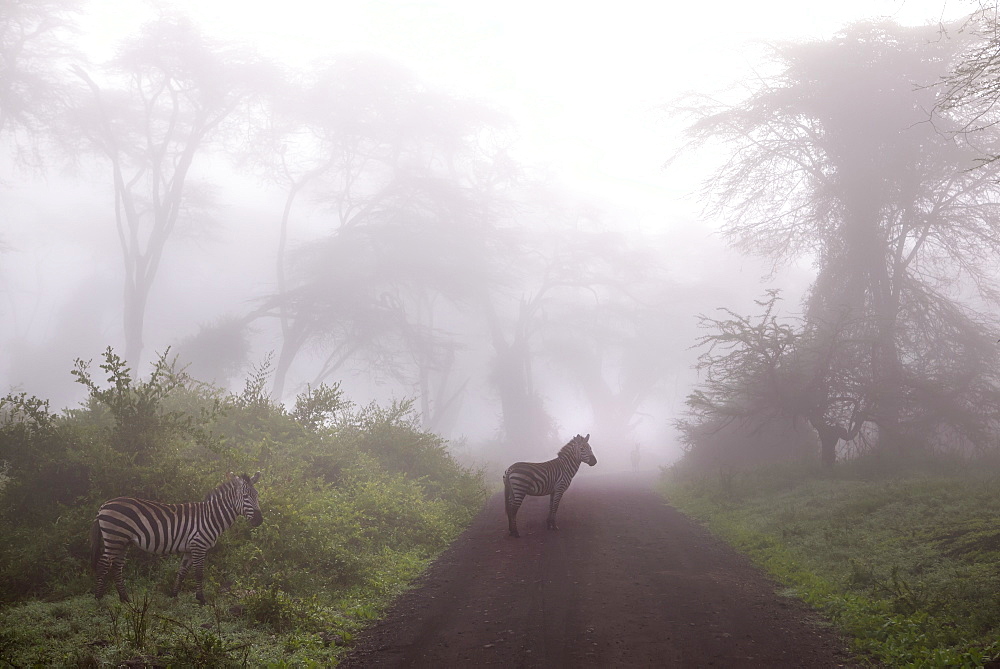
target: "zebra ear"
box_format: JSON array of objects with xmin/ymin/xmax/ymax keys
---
[
  {"xmin": 250, "ymin": 471, "xmax": 261, "ymax": 484},
  {"xmin": 584, "ymin": 434, "xmax": 590, "ymax": 442}
]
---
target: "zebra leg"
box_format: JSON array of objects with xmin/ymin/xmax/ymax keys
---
[
  {"xmin": 547, "ymin": 489, "xmax": 565, "ymax": 530},
  {"xmin": 172, "ymin": 552, "xmax": 193, "ymax": 598},
  {"xmin": 111, "ymin": 554, "xmax": 130, "ymax": 603},
  {"xmin": 191, "ymin": 550, "xmax": 208, "ymax": 605},
  {"xmin": 94, "ymin": 553, "xmax": 112, "ymax": 600},
  {"xmin": 506, "ymin": 486, "xmax": 522, "ymax": 538}
]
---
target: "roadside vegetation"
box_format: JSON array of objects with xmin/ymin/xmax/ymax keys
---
[
  {"xmin": 0, "ymin": 348, "xmax": 486, "ymax": 667},
  {"xmin": 663, "ymin": 456, "xmax": 1000, "ymax": 667},
  {"xmin": 666, "ymin": 18, "xmax": 1000, "ymax": 668}
]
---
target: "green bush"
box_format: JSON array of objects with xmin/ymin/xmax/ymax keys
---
[{"xmin": 0, "ymin": 347, "xmax": 486, "ymax": 665}]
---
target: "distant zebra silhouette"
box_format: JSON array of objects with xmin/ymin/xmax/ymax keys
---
[
  {"xmin": 92, "ymin": 472, "xmax": 262, "ymax": 604},
  {"xmin": 503, "ymin": 434, "xmax": 597, "ymax": 537}
]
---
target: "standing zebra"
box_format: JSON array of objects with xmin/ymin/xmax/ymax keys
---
[
  {"xmin": 503, "ymin": 434, "xmax": 597, "ymax": 538},
  {"xmin": 91, "ymin": 471, "xmax": 262, "ymax": 605}
]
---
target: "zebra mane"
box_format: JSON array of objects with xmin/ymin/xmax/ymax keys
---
[
  {"xmin": 557, "ymin": 435, "xmax": 585, "ymax": 460},
  {"xmin": 204, "ymin": 476, "xmax": 239, "ymax": 502}
]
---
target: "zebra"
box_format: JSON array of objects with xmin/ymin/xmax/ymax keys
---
[
  {"xmin": 91, "ymin": 471, "xmax": 262, "ymax": 605},
  {"xmin": 503, "ymin": 434, "xmax": 596, "ymax": 538}
]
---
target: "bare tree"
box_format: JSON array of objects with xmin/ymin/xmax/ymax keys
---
[
  {"xmin": 937, "ymin": 5, "xmax": 1000, "ymax": 150},
  {"xmin": 71, "ymin": 15, "xmax": 273, "ymax": 367},
  {"xmin": 680, "ymin": 291, "xmax": 868, "ymax": 467}
]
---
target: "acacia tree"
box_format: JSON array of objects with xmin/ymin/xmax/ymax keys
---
[
  {"xmin": 71, "ymin": 16, "xmax": 272, "ymax": 367},
  {"xmin": 249, "ymin": 56, "xmax": 510, "ymax": 403},
  {"xmin": 0, "ymin": 0, "xmax": 79, "ymax": 168},
  {"xmin": 679, "ymin": 291, "xmax": 869, "ymax": 466},
  {"xmin": 475, "ymin": 187, "xmax": 679, "ymax": 451},
  {"xmin": 680, "ymin": 20, "xmax": 1000, "ymax": 458},
  {"xmin": 530, "ymin": 210, "xmax": 675, "ymax": 452}
]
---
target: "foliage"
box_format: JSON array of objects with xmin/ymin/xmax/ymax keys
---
[
  {"xmin": 0, "ymin": 348, "xmax": 485, "ymax": 664},
  {"xmin": 71, "ymin": 347, "xmax": 218, "ymax": 461},
  {"xmin": 292, "ymin": 382, "xmax": 348, "ymax": 432},
  {"xmin": 663, "ymin": 457, "xmax": 1000, "ymax": 666}
]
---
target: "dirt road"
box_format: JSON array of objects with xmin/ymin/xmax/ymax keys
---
[{"xmin": 339, "ymin": 471, "xmax": 856, "ymax": 668}]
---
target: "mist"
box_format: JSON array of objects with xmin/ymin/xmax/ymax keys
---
[{"xmin": 0, "ymin": 0, "xmax": 977, "ymax": 474}]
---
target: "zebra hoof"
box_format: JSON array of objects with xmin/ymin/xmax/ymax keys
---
[{"xmin": 509, "ymin": 530, "xmax": 520, "ymax": 538}]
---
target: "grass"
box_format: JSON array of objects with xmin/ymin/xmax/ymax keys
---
[
  {"xmin": 0, "ymin": 549, "xmax": 433, "ymax": 667},
  {"xmin": 661, "ymin": 456, "xmax": 1000, "ymax": 668}
]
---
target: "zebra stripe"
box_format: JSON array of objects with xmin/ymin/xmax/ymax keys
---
[
  {"xmin": 91, "ymin": 471, "xmax": 262, "ymax": 604},
  {"xmin": 503, "ymin": 434, "xmax": 596, "ymax": 538}
]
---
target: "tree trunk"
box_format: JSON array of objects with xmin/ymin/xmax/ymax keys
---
[
  {"xmin": 483, "ymin": 296, "xmax": 552, "ymax": 448},
  {"xmin": 819, "ymin": 429, "xmax": 838, "ymax": 468}
]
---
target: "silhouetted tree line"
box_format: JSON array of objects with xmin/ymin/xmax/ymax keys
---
[{"xmin": 0, "ymin": 0, "xmax": 684, "ymax": 453}]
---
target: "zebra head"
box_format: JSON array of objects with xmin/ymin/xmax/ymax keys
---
[
  {"xmin": 228, "ymin": 471, "xmax": 263, "ymax": 527},
  {"xmin": 572, "ymin": 433, "xmax": 597, "ymax": 466}
]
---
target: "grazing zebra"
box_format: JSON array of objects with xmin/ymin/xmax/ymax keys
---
[
  {"xmin": 503, "ymin": 434, "xmax": 597, "ymax": 538},
  {"xmin": 91, "ymin": 471, "xmax": 262, "ymax": 605}
]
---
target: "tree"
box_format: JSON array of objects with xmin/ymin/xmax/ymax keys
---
[
  {"xmin": 71, "ymin": 15, "xmax": 274, "ymax": 367},
  {"xmin": 248, "ymin": 55, "xmax": 510, "ymax": 403},
  {"xmin": 531, "ymin": 208, "xmax": 676, "ymax": 452},
  {"xmin": 0, "ymin": 0, "xmax": 79, "ymax": 168},
  {"xmin": 679, "ymin": 21, "xmax": 1000, "ymax": 458},
  {"xmin": 937, "ymin": 6, "xmax": 1000, "ymax": 156},
  {"xmin": 679, "ymin": 291, "xmax": 868, "ymax": 467},
  {"xmin": 475, "ymin": 186, "xmax": 680, "ymax": 451}
]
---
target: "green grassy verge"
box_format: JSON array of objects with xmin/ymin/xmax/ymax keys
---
[
  {"xmin": 662, "ymin": 458, "xmax": 1000, "ymax": 668},
  {"xmin": 0, "ymin": 549, "xmax": 430, "ymax": 667}
]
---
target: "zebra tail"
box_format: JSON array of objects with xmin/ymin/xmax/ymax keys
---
[
  {"xmin": 90, "ymin": 518, "xmax": 102, "ymax": 573},
  {"xmin": 503, "ymin": 473, "xmax": 511, "ymax": 511}
]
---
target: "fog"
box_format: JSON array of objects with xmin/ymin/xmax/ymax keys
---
[{"xmin": 0, "ymin": 0, "xmax": 974, "ymax": 469}]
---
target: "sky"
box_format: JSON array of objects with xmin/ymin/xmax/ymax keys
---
[{"xmin": 78, "ymin": 0, "xmax": 971, "ymax": 221}]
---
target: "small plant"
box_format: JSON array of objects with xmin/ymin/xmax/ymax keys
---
[
  {"xmin": 158, "ymin": 614, "xmax": 250, "ymax": 666},
  {"xmin": 242, "ymin": 586, "xmax": 302, "ymax": 632},
  {"xmin": 106, "ymin": 591, "xmax": 154, "ymax": 650},
  {"xmin": 871, "ymin": 566, "xmax": 943, "ymax": 616}
]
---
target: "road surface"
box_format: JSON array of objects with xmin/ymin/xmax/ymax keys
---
[{"xmin": 339, "ymin": 471, "xmax": 856, "ymax": 668}]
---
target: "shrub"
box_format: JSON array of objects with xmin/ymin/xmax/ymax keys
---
[{"xmin": 0, "ymin": 346, "xmax": 486, "ymax": 667}]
